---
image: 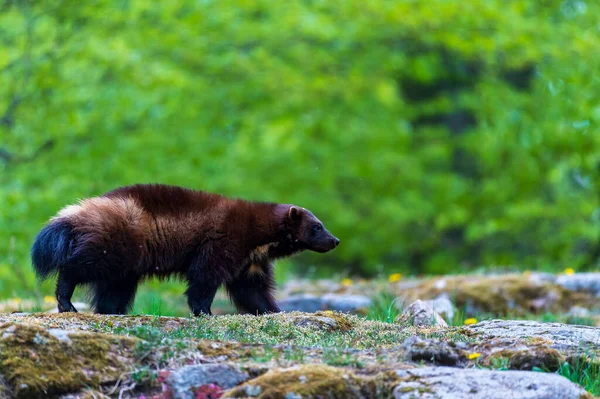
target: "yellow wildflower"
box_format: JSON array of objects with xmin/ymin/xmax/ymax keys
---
[
  {"xmin": 523, "ymin": 270, "xmax": 531, "ymax": 277},
  {"xmin": 341, "ymin": 278, "xmax": 353, "ymax": 287},
  {"xmin": 388, "ymin": 273, "xmax": 402, "ymax": 283},
  {"xmin": 564, "ymin": 268, "xmax": 575, "ymax": 276},
  {"xmin": 12, "ymin": 298, "xmax": 22, "ymax": 305},
  {"xmin": 467, "ymin": 352, "xmax": 481, "ymax": 360},
  {"xmin": 44, "ymin": 295, "xmax": 57, "ymax": 304},
  {"xmin": 464, "ymin": 318, "xmax": 478, "ymax": 325}
]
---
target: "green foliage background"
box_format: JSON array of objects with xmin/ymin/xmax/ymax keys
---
[{"xmin": 1, "ymin": 0, "xmax": 600, "ymax": 297}]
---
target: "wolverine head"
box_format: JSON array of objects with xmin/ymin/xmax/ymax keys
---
[{"xmin": 285, "ymin": 206, "xmax": 339, "ymax": 253}]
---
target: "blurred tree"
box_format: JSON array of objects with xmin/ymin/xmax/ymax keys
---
[{"xmin": 1, "ymin": 0, "xmax": 599, "ymax": 289}]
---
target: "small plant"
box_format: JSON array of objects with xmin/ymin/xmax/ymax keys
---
[
  {"xmin": 131, "ymin": 366, "xmax": 157, "ymax": 385},
  {"xmin": 549, "ymin": 361, "xmax": 600, "ymax": 396},
  {"xmin": 128, "ymin": 325, "xmax": 164, "ymax": 342},
  {"xmin": 250, "ymin": 345, "xmax": 276, "ymax": 363},
  {"xmin": 488, "ymin": 356, "xmax": 510, "ymax": 371},
  {"xmin": 323, "ymin": 348, "xmax": 363, "ymax": 368},
  {"xmin": 261, "ymin": 318, "xmax": 282, "ymax": 336},
  {"xmin": 365, "ymin": 292, "xmax": 402, "ymax": 323},
  {"xmin": 284, "ymin": 347, "xmax": 305, "ymax": 363}
]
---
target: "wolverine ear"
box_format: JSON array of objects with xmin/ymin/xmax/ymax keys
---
[{"xmin": 288, "ymin": 206, "xmax": 302, "ymax": 221}]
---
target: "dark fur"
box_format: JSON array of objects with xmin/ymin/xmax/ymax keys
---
[{"xmin": 31, "ymin": 184, "xmax": 339, "ymax": 315}]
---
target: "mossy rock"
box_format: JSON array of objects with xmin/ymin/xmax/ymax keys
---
[
  {"xmin": 222, "ymin": 364, "xmax": 400, "ymax": 399},
  {"xmin": 0, "ymin": 323, "xmax": 139, "ymax": 398},
  {"xmin": 291, "ymin": 311, "xmax": 354, "ymax": 333},
  {"xmin": 485, "ymin": 347, "xmax": 564, "ymax": 370},
  {"xmin": 398, "ymin": 274, "xmax": 598, "ymax": 316}
]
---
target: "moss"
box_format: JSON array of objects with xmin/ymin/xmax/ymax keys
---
[
  {"xmin": 399, "ymin": 274, "xmax": 599, "ymax": 316},
  {"xmin": 524, "ymin": 336, "xmax": 554, "ymax": 346},
  {"xmin": 0, "ymin": 323, "xmax": 139, "ymax": 398},
  {"xmin": 290, "ymin": 311, "xmax": 354, "ymax": 333},
  {"xmin": 486, "ymin": 347, "xmax": 564, "ymax": 371},
  {"xmin": 0, "ymin": 312, "xmax": 192, "ymax": 334},
  {"xmin": 197, "ymin": 339, "xmax": 246, "ymax": 359},
  {"xmin": 222, "ymin": 365, "xmax": 401, "ymax": 399},
  {"xmin": 314, "ymin": 311, "xmax": 354, "ymax": 332}
]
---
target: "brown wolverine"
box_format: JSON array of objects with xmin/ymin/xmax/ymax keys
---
[{"xmin": 31, "ymin": 184, "xmax": 339, "ymax": 315}]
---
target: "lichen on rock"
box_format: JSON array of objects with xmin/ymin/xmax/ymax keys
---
[
  {"xmin": 222, "ymin": 364, "xmax": 400, "ymax": 399},
  {"xmin": 395, "ymin": 300, "xmax": 448, "ymax": 328},
  {"xmin": 396, "ymin": 274, "xmax": 600, "ymax": 317},
  {"xmin": 393, "ymin": 366, "xmax": 594, "ymax": 399},
  {"xmin": 0, "ymin": 322, "xmax": 139, "ymax": 398}
]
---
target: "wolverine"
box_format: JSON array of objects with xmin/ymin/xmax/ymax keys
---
[{"xmin": 31, "ymin": 184, "xmax": 339, "ymax": 315}]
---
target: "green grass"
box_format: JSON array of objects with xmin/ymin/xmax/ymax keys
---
[
  {"xmin": 365, "ymin": 292, "xmax": 402, "ymax": 323},
  {"xmin": 553, "ymin": 361, "xmax": 600, "ymax": 396},
  {"xmin": 117, "ymin": 313, "xmax": 415, "ymax": 350}
]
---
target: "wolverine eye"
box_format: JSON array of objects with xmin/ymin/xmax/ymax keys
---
[{"xmin": 312, "ymin": 224, "xmax": 323, "ymax": 232}]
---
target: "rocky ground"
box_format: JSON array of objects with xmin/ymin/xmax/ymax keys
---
[
  {"xmin": 0, "ymin": 309, "xmax": 597, "ymax": 398},
  {"xmin": 0, "ymin": 272, "xmax": 599, "ymax": 398},
  {"xmin": 278, "ymin": 272, "xmax": 600, "ymax": 323}
]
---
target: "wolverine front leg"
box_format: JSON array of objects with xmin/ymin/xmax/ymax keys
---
[
  {"xmin": 226, "ymin": 263, "xmax": 280, "ymax": 315},
  {"xmin": 185, "ymin": 277, "xmax": 221, "ymax": 316}
]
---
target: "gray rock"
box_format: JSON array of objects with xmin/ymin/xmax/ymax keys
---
[
  {"xmin": 166, "ymin": 363, "xmax": 249, "ymax": 399},
  {"xmin": 47, "ymin": 328, "xmax": 72, "ymax": 343},
  {"xmin": 292, "ymin": 315, "xmax": 339, "ymax": 331},
  {"xmin": 528, "ymin": 272, "xmax": 557, "ymax": 284},
  {"xmin": 567, "ymin": 305, "xmax": 591, "ymax": 319},
  {"xmin": 244, "ymin": 385, "xmax": 262, "ymax": 397},
  {"xmin": 278, "ymin": 295, "xmax": 323, "ymax": 313},
  {"xmin": 466, "ymin": 319, "xmax": 600, "ymax": 351},
  {"xmin": 321, "ymin": 293, "xmax": 373, "ymax": 313},
  {"xmin": 401, "ymin": 336, "xmax": 464, "ymax": 366},
  {"xmin": 393, "ymin": 366, "xmax": 589, "ymax": 399},
  {"xmin": 423, "ymin": 293, "xmax": 455, "ymax": 321},
  {"xmin": 279, "ymin": 293, "xmax": 373, "ymax": 313},
  {"xmin": 395, "ymin": 300, "xmax": 448, "ymax": 327},
  {"xmin": 557, "ymin": 272, "xmax": 600, "ymax": 296}
]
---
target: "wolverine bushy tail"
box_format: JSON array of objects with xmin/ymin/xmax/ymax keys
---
[{"xmin": 31, "ymin": 220, "xmax": 76, "ymax": 280}]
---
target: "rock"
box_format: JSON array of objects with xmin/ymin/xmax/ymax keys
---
[
  {"xmin": 321, "ymin": 293, "xmax": 373, "ymax": 313},
  {"xmin": 401, "ymin": 336, "xmax": 464, "ymax": 366},
  {"xmin": 278, "ymin": 295, "xmax": 323, "ymax": 313},
  {"xmin": 423, "ymin": 293, "xmax": 455, "ymax": 321},
  {"xmin": 292, "ymin": 315, "xmax": 339, "ymax": 331},
  {"xmin": 166, "ymin": 363, "xmax": 250, "ymax": 399},
  {"xmin": 393, "ymin": 366, "xmax": 591, "ymax": 399},
  {"xmin": 395, "ymin": 300, "xmax": 448, "ymax": 327},
  {"xmin": 528, "ymin": 272, "xmax": 557, "ymax": 284},
  {"xmin": 224, "ymin": 364, "xmax": 592, "ymax": 399},
  {"xmin": 433, "ymin": 279, "xmax": 447, "ymax": 290},
  {"xmin": 244, "ymin": 385, "xmax": 262, "ymax": 397},
  {"xmin": 465, "ymin": 319, "xmax": 600, "ymax": 351},
  {"xmin": 223, "ymin": 364, "xmax": 389, "ymax": 398},
  {"xmin": 567, "ymin": 305, "xmax": 591, "ymax": 318},
  {"xmin": 557, "ymin": 272, "xmax": 600, "ymax": 296},
  {"xmin": 291, "ymin": 311, "xmax": 353, "ymax": 332},
  {"xmin": 279, "ymin": 294, "xmax": 373, "ymax": 314},
  {"xmin": 0, "ymin": 323, "xmax": 138, "ymax": 398},
  {"xmin": 394, "ymin": 274, "xmax": 600, "ymax": 317}
]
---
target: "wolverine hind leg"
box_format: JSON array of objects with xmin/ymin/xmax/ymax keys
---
[
  {"xmin": 56, "ymin": 272, "xmax": 78, "ymax": 313},
  {"xmin": 89, "ymin": 277, "xmax": 139, "ymax": 315}
]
